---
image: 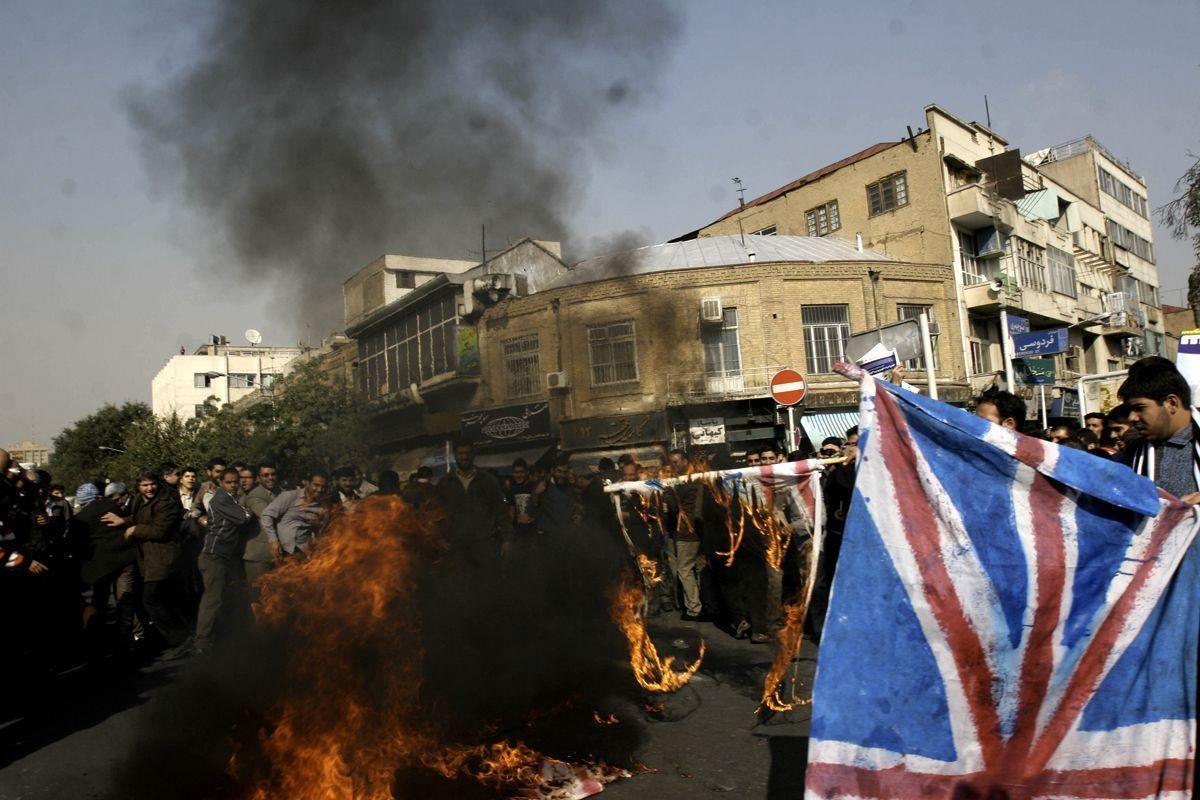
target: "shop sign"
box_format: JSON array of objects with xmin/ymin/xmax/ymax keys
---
[
  {"xmin": 560, "ymin": 411, "xmax": 668, "ymax": 451},
  {"xmin": 460, "ymin": 401, "xmax": 552, "ymax": 447},
  {"xmin": 688, "ymin": 417, "xmax": 726, "ymax": 445}
]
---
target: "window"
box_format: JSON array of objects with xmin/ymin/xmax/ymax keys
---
[
  {"xmin": 1013, "ymin": 238, "xmax": 1047, "ymax": 294},
  {"xmin": 802, "ymin": 305, "xmax": 850, "ymax": 375},
  {"xmin": 361, "ymin": 292, "xmax": 461, "ymax": 397},
  {"xmin": 194, "ymin": 373, "xmax": 213, "ymax": 389},
  {"xmin": 194, "ymin": 404, "xmax": 207, "ymax": 418},
  {"xmin": 395, "ymin": 271, "xmax": 416, "ymax": 289},
  {"xmin": 1145, "ymin": 330, "xmax": 1165, "ymax": 357},
  {"xmin": 805, "ymin": 201, "xmax": 841, "ymax": 236},
  {"xmin": 1098, "ymin": 167, "xmax": 1149, "ymax": 218},
  {"xmin": 957, "ymin": 229, "xmax": 988, "ymax": 286},
  {"xmin": 1047, "ymin": 245, "xmax": 1078, "ymax": 298},
  {"xmin": 503, "ymin": 334, "xmax": 540, "ymax": 398},
  {"xmin": 702, "ymin": 308, "xmax": 743, "ymax": 391},
  {"xmin": 897, "ymin": 304, "xmax": 939, "ymax": 370},
  {"xmin": 867, "ymin": 172, "xmax": 908, "ymax": 216},
  {"xmin": 588, "ymin": 321, "xmax": 639, "ymax": 386},
  {"xmin": 228, "ymin": 373, "xmax": 256, "ymax": 389},
  {"xmin": 1106, "ymin": 219, "xmax": 1155, "ymax": 263},
  {"xmin": 969, "ymin": 317, "xmax": 993, "ymax": 376},
  {"xmin": 260, "ymin": 374, "xmax": 277, "ymax": 389},
  {"xmin": 751, "ymin": 225, "xmax": 777, "ymax": 236}
]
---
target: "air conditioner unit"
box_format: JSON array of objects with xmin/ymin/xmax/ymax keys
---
[
  {"xmin": 700, "ymin": 297, "xmax": 723, "ymax": 324},
  {"xmin": 546, "ymin": 371, "xmax": 570, "ymax": 390}
]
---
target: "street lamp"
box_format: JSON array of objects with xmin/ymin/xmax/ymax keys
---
[{"xmin": 98, "ymin": 446, "xmax": 125, "ymax": 453}]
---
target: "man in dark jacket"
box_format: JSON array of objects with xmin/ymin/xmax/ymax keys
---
[
  {"xmin": 437, "ymin": 440, "xmax": 512, "ymax": 563},
  {"xmin": 194, "ymin": 468, "xmax": 252, "ymax": 655},
  {"xmin": 102, "ymin": 470, "xmax": 191, "ymax": 657},
  {"xmin": 75, "ymin": 482, "xmax": 137, "ymax": 654}
]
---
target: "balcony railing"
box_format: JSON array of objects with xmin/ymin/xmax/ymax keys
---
[{"xmin": 666, "ymin": 365, "xmax": 790, "ymax": 404}]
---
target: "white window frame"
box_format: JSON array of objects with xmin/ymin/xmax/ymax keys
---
[
  {"xmin": 802, "ymin": 305, "xmax": 851, "ymax": 375},
  {"xmin": 805, "ymin": 200, "xmax": 841, "ymax": 236},
  {"xmin": 702, "ymin": 308, "xmax": 743, "ymax": 392},
  {"xmin": 897, "ymin": 304, "xmax": 939, "ymax": 371}
]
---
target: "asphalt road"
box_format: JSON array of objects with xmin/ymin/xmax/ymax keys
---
[{"xmin": 0, "ymin": 617, "xmax": 815, "ymax": 800}]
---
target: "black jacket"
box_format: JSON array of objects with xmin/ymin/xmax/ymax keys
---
[
  {"xmin": 202, "ymin": 488, "xmax": 252, "ymax": 558},
  {"xmin": 76, "ymin": 498, "xmax": 137, "ymax": 585},
  {"xmin": 437, "ymin": 469, "xmax": 512, "ymax": 549}
]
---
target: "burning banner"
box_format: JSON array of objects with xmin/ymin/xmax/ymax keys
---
[
  {"xmin": 807, "ymin": 364, "xmax": 1200, "ymax": 798},
  {"xmin": 605, "ymin": 459, "xmax": 827, "ymax": 712}
]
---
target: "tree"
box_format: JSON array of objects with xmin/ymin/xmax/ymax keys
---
[
  {"xmin": 1161, "ymin": 154, "xmax": 1200, "ymax": 324},
  {"xmin": 48, "ymin": 402, "xmax": 153, "ymax": 490}
]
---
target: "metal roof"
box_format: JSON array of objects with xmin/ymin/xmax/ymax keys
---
[{"xmin": 548, "ymin": 234, "xmax": 891, "ymax": 290}]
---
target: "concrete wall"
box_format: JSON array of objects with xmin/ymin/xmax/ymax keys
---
[{"xmin": 151, "ymin": 349, "xmax": 301, "ymax": 419}]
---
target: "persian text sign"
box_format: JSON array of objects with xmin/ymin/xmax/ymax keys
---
[{"xmin": 460, "ymin": 401, "xmax": 552, "ymax": 447}]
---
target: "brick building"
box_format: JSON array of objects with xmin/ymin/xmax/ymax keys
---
[{"xmin": 473, "ymin": 235, "xmax": 964, "ymax": 465}]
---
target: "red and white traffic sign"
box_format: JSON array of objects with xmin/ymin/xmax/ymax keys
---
[{"xmin": 770, "ymin": 369, "xmax": 808, "ymax": 406}]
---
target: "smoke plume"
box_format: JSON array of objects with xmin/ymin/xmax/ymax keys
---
[{"xmin": 126, "ymin": 0, "xmax": 682, "ymax": 334}]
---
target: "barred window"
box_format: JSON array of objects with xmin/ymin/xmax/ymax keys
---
[
  {"xmin": 802, "ymin": 305, "xmax": 850, "ymax": 375},
  {"xmin": 805, "ymin": 200, "xmax": 841, "ymax": 236},
  {"xmin": 897, "ymin": 304, "xmax": 939, "ymax": 371},
  {"xmin": 1047, "ymin": 245, "xmax": 1077, "ymax": 298},
  {"xmin": 503, "ymin": 334, "xmax": 540, "ymax": 398},
  {"xmin": 867, "ymin": 172, "xmax": 908, "ymax": 216},
  {"xmin": 1014, "ymin": 238, "xmax": 1047, "ymax": 294},
  {"xmin": 588, "ymin": 321, "xmax": 638, "ymax": 386}
]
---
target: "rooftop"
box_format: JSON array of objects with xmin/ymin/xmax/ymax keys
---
[{"xmin": 549, "ymin": 234, "xmax": 891, "ymax": 289}]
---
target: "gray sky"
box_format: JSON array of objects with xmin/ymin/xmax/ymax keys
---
[{"xmin": 2, "ymin": 0, "xmax": 1198, "ymax": 448}]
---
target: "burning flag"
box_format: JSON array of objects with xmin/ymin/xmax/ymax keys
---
[{"xmin": 605, "ymin": 459, "xmax": 826, "ymax": 712}]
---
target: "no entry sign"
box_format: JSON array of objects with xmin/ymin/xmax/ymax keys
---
[{"xmin": 770, "ymin": 369, "xmax": 808, "ymax": 406}]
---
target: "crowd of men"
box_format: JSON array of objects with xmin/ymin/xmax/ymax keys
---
[{"xmin": 1, "ymin": 355, "xmax": 1192, "ymax": 680}]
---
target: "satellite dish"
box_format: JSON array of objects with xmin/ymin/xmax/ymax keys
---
[{"xmin": 245, "ymin": 329, "xmax": 263, "ymax": 345}]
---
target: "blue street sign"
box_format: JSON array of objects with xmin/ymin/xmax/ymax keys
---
[
  {"xmin": 1006, "ymin": 315, "xmax": 1030, "ymax": 335},
  {"xmin": 1011, "ymin": 328, "xmax": 1069, "ymax": 357}
]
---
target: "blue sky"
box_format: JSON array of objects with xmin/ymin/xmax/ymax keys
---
[{"xmin": 2, "ymin": 0, "xmax": 1198, "ymax": 447}]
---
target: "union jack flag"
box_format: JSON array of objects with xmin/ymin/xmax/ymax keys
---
[{"xmin": 807, "ymin": 366, "xmax": 1200, "ymax": 799}]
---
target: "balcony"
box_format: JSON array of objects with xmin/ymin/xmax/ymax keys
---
[
  {"xmin": 947, "ymin": 184, "xmax": 1018, "ymax": 231},
  {"xmin": 666, "ymin": 365, "xmax": 786, "ymax": 405}
]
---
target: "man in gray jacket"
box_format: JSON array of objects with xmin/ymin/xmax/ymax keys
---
[
  {"xmin": 260, "ymin": 471, "xmax": 330, "ymax": 557},
  {"xmin": 193, "ymin": 469, "xmax": 251, "ymax": 655},
  {"xmin": 240, "ymin": 463, "xmax": 280, "ymax": 589}
]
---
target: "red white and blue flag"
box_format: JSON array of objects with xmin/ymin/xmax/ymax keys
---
[{"xmin": 807, "ymin": 366, "xmax": 1200, "ymax": 799}]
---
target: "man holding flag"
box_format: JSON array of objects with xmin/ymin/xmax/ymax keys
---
[{"xmin": 806, "ymin": 360, "xmax": 1200, "ymax": 799}]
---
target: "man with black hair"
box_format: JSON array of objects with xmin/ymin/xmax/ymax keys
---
[
  {"xmin": 974, "ymin": 388, "xmax": 1027, "ymax": 431},
  {"xmin": 1118, "ymin": 356, "xmax": 1200, "ymax": 503},
  {"xmin": 103, "ymin": 469, "xmax": 191, "ymax": 657},
  {"xmin": 261, "ymin": 470, "xmax": 330, "ymax": 556},
  {"xmin": 333, "ymin": 465, "xmax": 361, "ymax": 508},
  {"xmin": 506, "ymin": 458, "xmax": 538, "ymax": 540},
  {"xmin": 194, "ymin": 467, "xmax": 252, "ymax": 655},
  {"xmin": 241, "ymin": 463, "xmax": 280, "ymax": 588},
  {"xmin": 195, "ymin": 457, "xmax": 227, "ymax": 517},
  {"xmin": 1105, "ymin": 403, "xmax": 1137, "ymax": 443},
  {"xmin": 1084, "ymin": 412, "xmax": 1106, "ymax": 437},
  {"xmin": 438, "ymin": 439, "xmax": 512, "ymax": 560}
]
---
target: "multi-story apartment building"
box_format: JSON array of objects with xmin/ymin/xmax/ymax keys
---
[
  {"xmin": 681, "ymin": 104, "xmax": 1166, "ymax": 419},
  {"xmin": 151, "ymin": 338, "xmax": 304, "ymax": 419}
]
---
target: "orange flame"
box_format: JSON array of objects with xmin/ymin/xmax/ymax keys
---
[
  {"xmin": 238, "ymin": 495, "xmax": 627, "ymax": 799},
  {"xmin": 636, "ymin": 554, "xmax": 661, "ymax": 586},
  {"xmin": 592, "ymin": 711, "xmax": 620, "ymax": 725},
  {"xmin": 609, "ymin": 580, "xmax": 704, "ymax": 694}
]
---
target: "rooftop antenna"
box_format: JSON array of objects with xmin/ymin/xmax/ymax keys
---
[
  {"xmin": 984, "ymin": 94, "xmax": 992, "ymax": 129},
  {"xmin": 245, "ymin": 328, "xmax": 263, "ymax": 345},
  {"xmin": 732, "ymin": 177, "xmax": 746, "ymax": 209}
]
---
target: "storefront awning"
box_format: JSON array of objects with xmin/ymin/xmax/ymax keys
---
[
  {"xmin": 799, "ymin": 410, "xmax": 859, "ymax": 445},
  {"xmin": 420, "ymin": 443, "xmax": 557, "ymax": 473}
]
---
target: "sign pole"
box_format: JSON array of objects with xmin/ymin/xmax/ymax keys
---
[
  {"xmin": 918, "ymin": 310, "xmax": 939, "ymax": 400},
  {"xmin": 999, "ymin": 306, "xmax": 1016, "ymax": 391},
  {"xmin": 1040, "ymin": 384, "xmax": 1048, "ymax": 429},
  {"xmin": 787, "ymin": 406, "xmax": 796, "ymax": 453}
]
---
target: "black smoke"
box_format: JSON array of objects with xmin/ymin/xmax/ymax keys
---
[{"xmin": 126, "ymin": 0, "xmax": 683, "ymax": 333}]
